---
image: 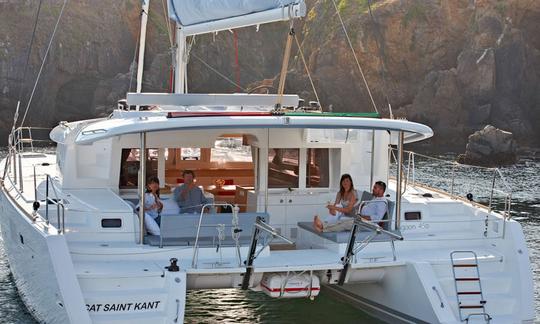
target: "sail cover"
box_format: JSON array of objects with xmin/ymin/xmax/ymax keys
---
[{"xmin": 169, "ymin": 0, "xmax": 302, "ymax": 26}]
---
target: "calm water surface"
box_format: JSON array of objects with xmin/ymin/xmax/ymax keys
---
[{"xmin": 0, "ymin": 150, "xmax": 538, "ymax": 323}]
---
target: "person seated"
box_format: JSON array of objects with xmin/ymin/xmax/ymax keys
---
[
  {"xmin": 173, "ymin": 170, "xmax": 210, "ymax": 214},
  {"xmin": 138, "ymin": 176, "xmax": 163, "ymax": 236},
  {"xmin": 314, "ymin": 180, "xmax": 388, "ymax": 233},
  {"xmin": 313, "ymin": 174, "xmax": 358, "ymax": 233},
  {"xmin": 357, "ymin": 181, "xmax": 388, "ymax": 223}
]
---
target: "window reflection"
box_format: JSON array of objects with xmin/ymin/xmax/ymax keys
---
[
  {"xmin": 211, "ymin": 137, "xmax": 252, "ymax": 163},
  {"xmin": 268, "ymin": 149, "xmax": 299, "ymax": 188},
  {"xmin": 307, "ymin": 148, "xmax": 329, "ymax": 188},
  {"xmin": 119, "ymin": 148, "xmax": 158, "ymax": 188}
]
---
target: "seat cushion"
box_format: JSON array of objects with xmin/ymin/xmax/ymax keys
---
[
  {"xmin": 297, "ymin": 221, "xmax": 399, "ymax": 244},
  {"xmin": 297, "ymin": 222, "xmax": 351, "ymax": 243}
]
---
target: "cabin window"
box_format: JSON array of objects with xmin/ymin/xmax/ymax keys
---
[
  {"xmin": 306, "ymin": 148, "xmax": 330, "ymax": 188},
  {"xmin": 101, "ymin": 218, "xmax": 122, "ymax": 228},
  {"xmin": 119, "ymin": 148, "xmax": 158, "ymax": 188},
  {"xmin": 210, "ymin": 136, "xmax": 252, "ymax": 163},
  {"xmin": 181, "ymin": 148, "xmax": 201, "ymax": 160},
  {"xmin": 268, "ymin": 149, "xmax": 299, "ymax": 188},
  {"xmin": 405, "ymin": 212, "xmax": 421, "ymax": 220}
]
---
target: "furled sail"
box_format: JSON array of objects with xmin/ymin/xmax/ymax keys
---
[{"xmin": 168, "ymin": 0, "xmax": 306, "ymax": 35}]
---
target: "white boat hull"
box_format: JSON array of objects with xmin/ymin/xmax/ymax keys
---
[{"xmin": 0, "ymin": 185, "xmax": 90, "ymax": 323}]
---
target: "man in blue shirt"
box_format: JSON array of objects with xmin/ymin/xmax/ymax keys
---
[{"xmin": 173, "ymin": 170, "xmax": 211, "ymax": 214}]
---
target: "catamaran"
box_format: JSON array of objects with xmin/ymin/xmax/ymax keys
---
[{"xmin": 0, "ymin": 0, "xmax": 534, "ymax": 323}]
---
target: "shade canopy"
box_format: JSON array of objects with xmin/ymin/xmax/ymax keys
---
[
  {"xmin": 169, "ymin": 0, "xmax": 301, "ymax": 26},
  {"xmin": 49, "ymin": 110, "xmax": 433, "ymax": 146}
]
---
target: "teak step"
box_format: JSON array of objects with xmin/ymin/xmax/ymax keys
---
[
  {"xmin": 453, "ymin": 264, "xmax": 478, "ymax": 267},
  {"xmin": 459, "ymin": 305, "xmax": 485, "ymax": 309},
  {"xmin": 457, "ymin": 291, "xmax": 482, "ymax": 295},
  {"xmin": 455, "ymin": 277, "xmax": 480, "ymax": 281}
]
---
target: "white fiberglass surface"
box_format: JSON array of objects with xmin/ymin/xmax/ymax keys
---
[{"xmin": 70, "ymin": 114, "xmax": 433, "ymax": 145}]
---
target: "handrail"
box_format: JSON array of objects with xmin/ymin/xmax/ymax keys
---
[
  {"xmin": 390, "ymin": 149, "xmax": 513, "ymax": 219},
  {"xmin": 253, "ymin": 218, "xmax": 294, "ymax": 244},
  {"xmin": 241, "ymin": 217, "xmax": 294, "ymax": 290},
  {"xmin": 12, "ymin": 126, "xmax": 52, "ymax": 154},
  {"xmin": 44, "ymin": 174, "xmax": 65, "ymax": 234},
  {"xmin": 354, "ymin": 218, "xmax": 404, "ymax": 241},
  {"xmin": 191, "ymin": 202, "xmax": 235, "ymax": 268},
  {"xmin": 338, "ymin": 217, "xmax": 403, "ymax": 285},
  {"xmin": 432, "ymin": 286, "xmax": 445, "ymax": 308},
  {"xmin": 1, "ymin": 168, "xmax": 64, "ymax": 235}
]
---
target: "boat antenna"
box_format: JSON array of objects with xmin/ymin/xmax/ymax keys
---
[
  {"xmin": 18, "ymin": 0, "xmax": 69, "ymax": 128},
  {"xmin": 330, "ymin": 0, "xmax": 379, "ymax": 114}
]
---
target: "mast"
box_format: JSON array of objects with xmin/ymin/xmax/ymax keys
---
[
  {"xmin": 168, "ymin": 0, "xmax": 306, "ymax": 95},
  {"xmin": 136, "ymin": 0, "xmax": 150, "ymax": 109},
  {"xmin": 174, "ymin": 28, "xmax": 186, "ymax": 94}
]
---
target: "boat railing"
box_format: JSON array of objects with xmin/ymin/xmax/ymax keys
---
[
  {"xmin": 12, "ymin": 127, "xmax": 52, "ymax": 153},
  {"xmin": 1, "ymin": 163, "xmax": 65, "ymax": 235},
  {"xmin": 191, "ymin": 202, "xmax": 238, "ymax": 268},
  {"xmin": 242, "ymin": 217, "xmax": 294, "ymax": 290},
  {"xmin": 3, "ymin": 127, "xmax": 53, "ymax": 194},
  {"xmin": 43, "ymin": 174, "xmax": 66, "ymax": 234},
  {"xmin": 338, "ymin": 218, "xmax": 403, "ymax": 285},
  {"xmin": 390, "ymin": 149, "xmax": 513, "ymax": 221}
]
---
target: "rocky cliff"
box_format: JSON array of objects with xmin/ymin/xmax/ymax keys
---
[{"xmin": 0, "ymin": 0, "xmax": 539, "ymax": 150}]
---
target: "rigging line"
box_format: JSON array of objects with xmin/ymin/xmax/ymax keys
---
[
  {"xmin": 19, "ymin": 0, "xmax": 69, "ymax": 127},
  {"xmin": 191, "ymin": 52, "xmax": 247, "ymax": 92},
  {"xmin": 161, "ymin": 0, "xmax": 174, "ymax": 47},
  {"xmin": 128, "ymin": 27, "xmax": 142, "ymax": 93},
  {"xmin": 367, "ymin": 0, "xmax": 392, "ymax": 115},
  {"xmin": 233, "ymin": 31, "xmax": 241, "ymax": 92},
  {"xmin": 16, "ymin": 0, "xmax": 43, "ymax": 112},
  {"xmin": 293, "ymin": 34, "xmax": 322, "ymax": 108},
  {"xmin": 330, "ymin": 0, "xmax": 379, "ymax": 114},
  {"xmin": 9, "ymin": 0, "xmax": 43, "ymax": 146}
]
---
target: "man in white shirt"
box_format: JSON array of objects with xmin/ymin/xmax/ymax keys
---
[
  {"xmin": 357, "ymin": 181, "xmax": 387, "ymax": 222},
  {"xmin": 314, "ymin": 181, "xmax": 388, "ymax": 232}
]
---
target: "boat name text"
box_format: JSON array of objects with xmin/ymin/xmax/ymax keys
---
[{"xmin": 86, "ymin": 301, "xmax": 161, "ymax": 312}]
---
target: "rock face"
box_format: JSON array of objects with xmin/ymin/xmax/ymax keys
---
[
  {"xmin": 0, "ymin": 0, "xmax": 539, "ymax": 151},
  {"xmin": 457, "ymin": 125, "xmax": 517, "ymax": 166}
]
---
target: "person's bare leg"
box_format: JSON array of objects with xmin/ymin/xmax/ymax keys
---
[{"xmin": 313, "ymin": 215, "xmax": 324, "ymax": 232}]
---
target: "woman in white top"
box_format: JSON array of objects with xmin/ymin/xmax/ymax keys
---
[
  {"xmin": 139, "ymin": 176, "xmax": 163, "ymax": 236},
  {"xmin": 313, "ymin": 174, "xmax": 358, "ymax": 232}
]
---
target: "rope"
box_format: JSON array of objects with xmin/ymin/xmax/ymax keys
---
[
  {"xmin": 233, "ymin": 31, "xmax": 241, "ymax": 92},
  {"xmin": 293, "ymin": 34, "xmax": 322, "ymax": 108},
  {"xmin": 161, "ymin": 0, "xmax": 174, "ymax": 47},
  {"xmin": 161, "ymin": 0, "xmax": 175, "ymax": 92},
  {"xmin": 20, "ymin": 0, "xmax": 69, "ymax": 127},
  {"xmin": 330, "ymin": 0, "xmax": 379, "ymax": 114},
  {"xmin": 191, "ymin": 52, "xmax": 247, "ymax": 92},
  {"xmin": 14, "ymin": 0, "xmax": 43, "ymax": 125}
]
